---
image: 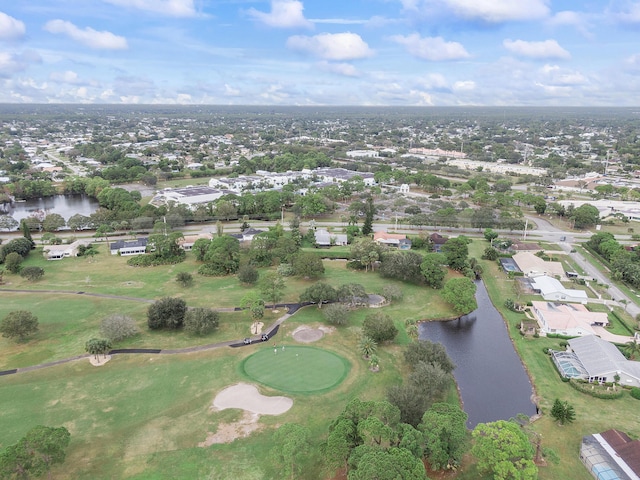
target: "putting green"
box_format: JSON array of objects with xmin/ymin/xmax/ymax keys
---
[{"xmin": 241, "ymin": 345, "xmax": 350, "ymax": 394}]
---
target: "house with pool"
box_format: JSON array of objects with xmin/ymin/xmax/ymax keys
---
[{"xmin": 551, "ymin": 335, "xmax": 640, "ymax": 387}]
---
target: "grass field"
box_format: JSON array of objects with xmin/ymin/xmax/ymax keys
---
[{"xmin": 242, "ymin": 345, "xmax": 350, "ymax": 394}]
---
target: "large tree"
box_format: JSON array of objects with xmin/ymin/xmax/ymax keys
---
[
  {"xmin": 420, "ymin": 253, "xmax": 446, "ymax": 289},
  {"xmin": 571, "ymin": 204, "xmax": 600, "ymax": 229},
  {"xmin": 379, "ymin": 251, "xmax": 424, "ymax": 284},
  {"xmin": 0, "ymin": 425, "xmax": 71, "ymax": 479},
  {"xmin": 472, "ymin": 420, "xmax": 537, "ymax": 480},
  {"xmin": 442, "ymin": 277, "xmax": 477, "ymax": 315},
  {"xmin": 0, "ymin": 310, "xmax": 39, "ymax": 342},
  {"xmin": 299, "ymin": 282, "xmax": 337, "ymax": 308},
  {"xmin": 201, "ymin": 235, "xmax": 240, "ymax": 275},
  {"xmin": 147, "ymin": 297, "xmax": 187, "ymax": 329},
  {"xmin": 292, "ymin": 251, "xmax": 325, "ymax": 279},
  {"xmin": 270, "ymin": 423, "xmax": 311, "ymax": 480},
  {"xmin": 441, "ymin": 237, "xmax": 469, "ymax": 272},
  {"xmin": 42, "ymin": 213, "xmax": 66, "ymax": 232},
  {"xmin": 259, "ymin": 271, "xmax": 286, "ymax": 308},
  {"xmin": 419, "ymin": 403, "xmax": 468, "ymax": 470}
]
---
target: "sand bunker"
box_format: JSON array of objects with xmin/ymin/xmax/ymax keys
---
[
  {"xmin": 213, "ymin": 383, "xmax": 293, "ymax": 415},
  {"xmin": 292, "ymin": 325, "xmax": 334, "ymax": 343},
  {"xmin": 201, "ymin": 383, "xmax": 293, "ymax": 446}
]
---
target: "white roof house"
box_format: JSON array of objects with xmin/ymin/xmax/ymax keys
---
[
  {"xmin": 530, "ymin": 276, "xmax": 589, "ymax": 303},
  {"xmin": 43, "ymin": 239, "xmax": 93, "ymax": 260},
  {"xmin": 151, "ymin": 186, "xmax": 226, "ymax": 208},
  {"xmin": 531, "ymin": 301, "xmax": 608, "ymax": 337},
  {"xmin": 315, "ymin": 229, "xmax": 348, "ymax": 246},
  {"xmin": 551, "ymin": 335, "xmax": 640, "ymax": 387},
  {"xmin": 512, "ymin": 252, "xmax": 565, "ymax": 278}
]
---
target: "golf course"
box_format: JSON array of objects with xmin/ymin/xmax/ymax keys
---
[{"xmin": 0, "ymin": 239, "xmax": 639, "ymax": 479}]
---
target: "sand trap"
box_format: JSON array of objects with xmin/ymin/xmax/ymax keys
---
[
  {"xmin": 198, "ymin": 411, "xmax": 263, "ymax": 446},
  {"xmin": 213, "ymin": 383, "xmax": 293, "ymax": 415},
  {"xmin": 251, "ymin": 321, "xmax": 264, "ymax": 334},
  {"xmin": 292, "ymin": 325, "xmax": 333, "ymax": 343}
]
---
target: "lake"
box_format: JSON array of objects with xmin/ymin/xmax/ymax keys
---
[
  {"xmin": 2, "ymin": 195, "xmax": 100, "ymax": 224},
  {"xmin": 419, "ymin": 280, "xmax": 537, "ymax": 428}
]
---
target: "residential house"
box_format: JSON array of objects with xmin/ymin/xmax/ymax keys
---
[
  {"xmin": 551, "ymin": 335, "xmax": 640, "ymax": 387},
  {"xmin": 580, "ymin": 429, "xmax": 640, "ymax": 480},
  {"xmin": 43, "ymin": 239, "xmax": 93, "ymax": 260},
  {"xmin": 110, "ymin": 238, "xmax": 148, "ymax": 256},
  {"xmin": 314, "ymin": 229, "xmax": 348, "ymax": 247},
  {"xmin": 530, "ymin": 276, "xmax": 589, "ymax": 303},
  {"xmin": 373, "ymin": 231, "xmax": 412, "ymax": 250},
  {"xmin": 178, "ymin": 233, "xmax": 212, "ymax": 251},
  {"xmin": 430, "ymin": 233, "xmax": 448, "ymax": 252},
  {"xmin": 531, "ymin": 301, "xmax": 608, "ymax": 336},
  {"xmin": 512, "ymin": 251, "xmax": 565, "ymax": 278}
]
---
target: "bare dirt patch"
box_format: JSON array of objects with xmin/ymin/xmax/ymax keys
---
[{"xmin": 198, "ymin": 411, "xmax": 263, "ymax": 446}]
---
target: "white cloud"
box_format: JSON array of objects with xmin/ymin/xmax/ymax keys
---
[
  {"xmin": 318, "ymin": 61, "xmax": 359, "ymax": 77},
  {"xmin": 453, "ymin": 80, "xmax": 476, "ymax": 91},
  {"xmin": 503, "ymin": 39, "xmax": 570, "ymax": 60},
  {"xmin": 102, "ymin": 0, "xmax": 196, "ymax": 17},
  {"xmin": 224, "ymin": 84, "xmax": 241, "ymax": 96},
  {"xmin": 0, "ymin": 50, "xmax": 41, "ymax": 77},
  {"xmin": 612, "ymin": 1, "xmax": 640, "ymax": 23},
  {"xmin": 539, "ymin": 64, "xmax": 587, "ymax": 86},
  {"xmin": 44, "ymin": 20, "xmax": 128, "ymax": 50},
  {"xmin": 0, "ymin": 12, "xmax": 26, "ymax": 40},
  {"xmin": 247, "ymin": 0, "xmax": 313, "ymax": 29},
  {"xmin": 400, "ymin": 0, "xmax": 549, "ymax": 23},
  {"xmin": 286, "ymin": 32, "xmax": 373, "ymax": 61},
  {"xmin": 49, "ymin": 70, "xmax": 99, "ymax": 87},
  {"xmin": 391, "ymin": 34, "xmax": 470, "ymax": 61},
  {"xmin": 547, "ymin": 11, "xmax": 592, "ymax": 37},
  {"xmin": 625, "ymin": 53, "xmax": 640, "ymax": 71}
]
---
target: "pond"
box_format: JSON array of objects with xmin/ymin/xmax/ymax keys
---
[
  {"xmin": 1, "ymin": 195, "xmax": 99, "ymax": 224},
  {"xmin": 419, "ymin": 280, "xmax": 537, "ymax": 428}
]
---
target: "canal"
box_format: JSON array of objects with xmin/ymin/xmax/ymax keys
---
[{"xmin": 419, "ymin": 280, "xmax": 537, "ymax": 428}]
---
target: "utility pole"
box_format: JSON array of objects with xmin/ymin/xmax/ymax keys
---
[{"xmin": 523, "ymin": 218, "xmax": 528, "ymax": 241}]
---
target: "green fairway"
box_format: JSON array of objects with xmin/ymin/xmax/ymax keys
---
[{"xmin": 241, "ymin": 345, "xmax": 349, "ymax": 394}]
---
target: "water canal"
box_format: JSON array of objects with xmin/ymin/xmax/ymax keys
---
[{"xmin": 419, "ymin": 280, "xmax": 537, "ymax": 428}]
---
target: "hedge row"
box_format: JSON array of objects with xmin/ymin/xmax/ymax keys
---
[{"xmin": 568, "ymin": 379, "xmax": 624, "ymax": 399}]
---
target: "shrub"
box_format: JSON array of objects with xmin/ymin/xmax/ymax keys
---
[
  {"xmin": 381, "ymin": 284, "xmax": 403, "ymax": 302},
  {"xmin": 276, "ymin": 263, "xmax": 295, "ymax": 276},
  {"xmin": 100, "ymin": 314, "xmax": 139, "ymax": 342},
  {"xmin": 184, "ymin": 308, "xmax": 219, "ymax": 335},
  {"xmin": 0, "ymin": 310, "xmax": 39, "ymax": 342},
  {"xmin": 176, "ymin": 272, "xmax": 193, "ymax": 287},
  {"xmin": 20, "ymin": 266, "xmax": 44, "ymax": 282},
  {"xmin": 323, "ymin": 303, "xmax": 349, "ymax": 326},
  {"xmin": 363, "ymin": 312, "xmax": 398, "ymax": 343},
  {"xmin": 4, "ymin": 252, "xmax": 23, "ymax": 273},
  {"xmin": 631, "ymin": 387, "xmax": 640, "ymax": 400},
  {"xmin": 237, "ymin": 264, "xmax": 259, "ymax": 284},
  {"xmin": 147, "ymin": 297, "xmax": 187, "ymax": 330}
]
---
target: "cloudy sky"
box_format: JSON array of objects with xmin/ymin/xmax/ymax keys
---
[{"xmin": 1, "ymin": 0, "xmax": 640, "ymax": 106}]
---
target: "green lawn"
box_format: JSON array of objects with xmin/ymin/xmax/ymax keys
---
[{"xmin": 242, "ymin": 345, "xmax": 350, "ymax": 394}]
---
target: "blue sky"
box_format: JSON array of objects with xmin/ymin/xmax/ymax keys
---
[{"xmin": 1, "ymin": 1, "xmax": 640, "ymax": 106}]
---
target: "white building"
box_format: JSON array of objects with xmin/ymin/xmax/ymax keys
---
[
  {"xmin": 531, "ymin": 301, "xmax": 608, "ymax": 336},
  {"xmin": 43, "ymin": 239, "xmax": 93, "ymax": 260},
  {"xmin": 151, "ymin": 186, "xmax": 226, "ymax": 209},
  {"xmin": 512, "ymin": 252, "xmax": 565, "ymax": 278},
  {"xmin": 530, "ymin": 276, "xmax": 589, "ymax": 303}
]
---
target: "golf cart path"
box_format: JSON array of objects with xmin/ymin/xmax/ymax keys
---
[{"xmin": 0, "ymin": 287, "xmax": 317, "ymax": 376}]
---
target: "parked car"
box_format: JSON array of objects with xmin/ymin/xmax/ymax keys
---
[
  {"xmin": 243, "ymin": 338, "xmax": 251, "ymax": 345},
  {"xmin": 261, "ymin": 333, "xmax": 269, "ymax": 342}
]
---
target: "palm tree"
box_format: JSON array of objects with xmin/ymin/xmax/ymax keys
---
[
  {"xmin": 358, "ymin": 335, "xmax": 377, "ymax": 359},
  {"xmin": 625, "ymin": 339, "xmax": 640, "ymax": 360}
]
